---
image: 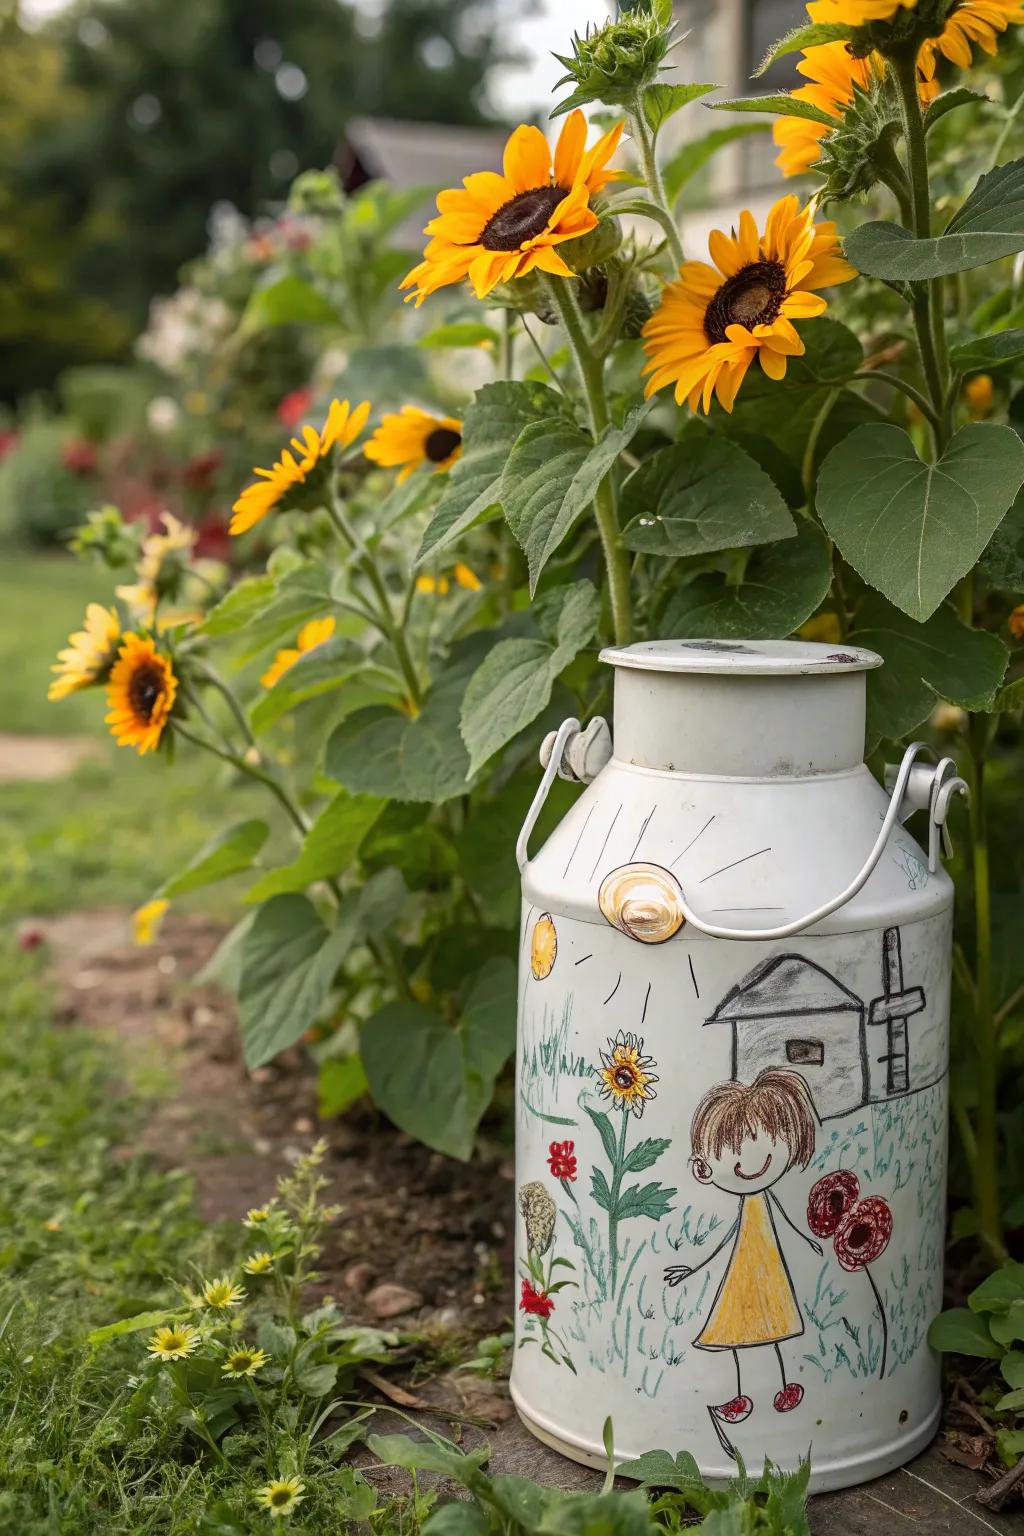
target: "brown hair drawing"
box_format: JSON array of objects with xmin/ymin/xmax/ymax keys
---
[{"xmin": 691, "ymin": 1069, "xmax": 817, "ymax": 1172}]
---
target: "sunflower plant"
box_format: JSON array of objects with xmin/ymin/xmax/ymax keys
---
[{"xmin": 53, "ymin": 1, "xmax": 1024, "ymax": 1264}]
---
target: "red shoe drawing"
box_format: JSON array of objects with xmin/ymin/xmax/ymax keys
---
[
  {"xmin": 711, "ymin": 1395, "xmax": 753, "ymax": 1423},
  {"xmin": 773, "ymin": 1382, "xmax": 804, "ymax": 1412}
]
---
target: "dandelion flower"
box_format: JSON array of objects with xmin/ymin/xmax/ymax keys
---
[
  {"xmin": 132, "ymin": 898, "xmax": 170, "ymax": 946},
  {"xmin": 147, "ymin": 1323, "xmax": 200, "ymax": 1361},
  {"xmin": 260, "ymin": 616, "xmax": 336, "ymax": 689},
  {"xmin": 255, "ymin": 1478, "xmax": 306, "ymax": 1518},
  {"xmin": 365, "ymin": 407, "xmax": 463, "ymax": 481},
  {"xmin": 201, "ymin": 1274, "xmax": 246, "ymax": 1310},
  {"xmin": 400, "ymin": 109, "xmax": 623, "ymax": 305},
  {"xmin": 48, "ymin": 603, "xmax": 121, "ymax": 700},
  {"xmin": 230, "ymin": 399, "xmax": 371, "ymax": 535},
  {"xmin": 642, "ymin": 194, "xmax": 856, "ymax": 414},
  {"xmin": 222, "ymin": 1344, "xmax": 269, "ymax": 1378},
  {"xmin": 597, "ymin": 1032, "xmax": 659, "ymax": 1116},
  {"xmin": 104, "ymin": 634, "xmax": 178, "ymax": 755},
  {"xmin": 242, "ymin": 1251, "xmax": 275, "ymax": 1275}
]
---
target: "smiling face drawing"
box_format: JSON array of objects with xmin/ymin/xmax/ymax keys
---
[
  {"xmin": 689, "ymin": 1069, "xmax": 817, "ymax": 1196},
  {"xmin": 691, "ymin": 1125, "xmax": 787, "ymax": 1195}
]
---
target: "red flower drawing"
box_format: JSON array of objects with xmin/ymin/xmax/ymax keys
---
[
  {"xmin": 519, "ymin": 1279, "xmax": 554, "ymax": 1319},
  {"xmin": 547, "ymin": 1140, "xmax": 577, "ymax": 1182},
  {"xmin": 834, "ymin": 1196, "xmax": 893, "ymax": 1273},
  {"xmin": 807, "ymin": 1170, "xmax": 861, "ymax": 1238}
]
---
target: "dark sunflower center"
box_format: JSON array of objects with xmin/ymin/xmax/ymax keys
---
[
  {"xmin": 129, "ymin": 662, "xmax": 165, "ymax": 721},
  {"xmin": 847, "ymin": 1222, "xmax": 871, "ymax": 1249},
  {"xmin": 424, "ymin": 426, "xmax": 461, "ymax": 463},
  {"xmin": 480, "ymin": 184, "xmax": 567, "ymax": 251},
  {"xmin": 614, "ymin": 1065, "xmax": 637, "ymax": 1090},
  {"xmin": 704, "ymin": 260, "xmax": 787, "ymax": 345},
  {"xmin": 270, "ymin": 1491, "xmax": 291, "ymax": 1507}
]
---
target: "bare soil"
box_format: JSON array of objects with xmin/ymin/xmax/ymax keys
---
[{"xmin": 0, "ymin": 731, "xmax": 104, "ymax": 782}]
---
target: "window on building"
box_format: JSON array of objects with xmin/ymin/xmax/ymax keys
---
[{"xmin": 786, "ymin": 1038, "xmax": 825, "ymax": 1066}]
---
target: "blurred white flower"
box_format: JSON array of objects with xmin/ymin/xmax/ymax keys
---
[{"xmin": 147, "ymin": 396, "xmax": 181, "ymax": 434}]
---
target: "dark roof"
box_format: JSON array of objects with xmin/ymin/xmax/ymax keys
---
[{"xmin": 705, "ymin": 954, "xmax": 863, "ymax": 1027}]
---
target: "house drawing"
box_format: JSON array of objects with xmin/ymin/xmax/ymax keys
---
[{"xmin": 705, "ymin": 928, "xmax": 934, "ymax": 1122}]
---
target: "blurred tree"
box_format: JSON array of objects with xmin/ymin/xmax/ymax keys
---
[{"xmin": 1, "ymin": 0, "xmax": 519, "ymax": 399}]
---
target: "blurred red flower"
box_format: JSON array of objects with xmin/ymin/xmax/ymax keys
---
[
  {"xmin": 17, "ymin": 926, "xmax": 45, "ymax": 951},
  {"xmin": 276, "ymin": 387, "xmax": 314, "ymax": 429},
  {"xmin": 547, "ymin": 1140, "xmax": 577, "ymax": 1181},
  {"xmin": 834, "ymin": 1196, "xmax": 893, "ymax": 1273},
  {"xmin": 807, "ymin": 1170, "xmax": 860, "ymax": 1238},
  {"xmin": 182, "ymin": 449, "xmax": 224, "ymax": 491},
  {"xmin": 0, "ymin": 430, "xmax": 18, "ymax": 461},
  {"xmin": 519, "ymin": 1279, "xmax": 554, "ymax": 1319},
  {"xmin": 61, "ymin": 439, "xmax": 97, "ymax": 475}
]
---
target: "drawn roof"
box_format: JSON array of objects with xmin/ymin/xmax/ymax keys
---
[{"xmin": 705, "ymin": 954, "xmax": 863, "ymax": 1027}]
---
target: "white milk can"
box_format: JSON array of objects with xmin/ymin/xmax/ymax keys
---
[{"xmin": 510, "ymin": 638, "xmax": 967, "ymax": 1494}]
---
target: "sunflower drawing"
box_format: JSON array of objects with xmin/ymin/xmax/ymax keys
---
[
  {"xmin": 230, "ymin": 398, "xmax": 370, "ymax": 535},
  {"xmin": 641, "ymin": 194, "xmax": 856, "ymax": 413},
  {"xmin": 597, "ymin": 1031, "xmax": 659, "ymax": 1116},
  {"xmin": 48, "ymin": 603, "xmax": 121, "ymax": 700},
  {"xmin": 365, "ymin": 407, "xmax": 463, "ymax": 481},
  {"xmin": 400, "ymin": 109, "xmax": 623, "ymax": 306},
  {"xmin": 104, "ymin": 634, "xmax": 178, "ymax": 755}
]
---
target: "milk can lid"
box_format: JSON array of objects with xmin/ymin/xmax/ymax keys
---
[{"xmin": 599, "ymin": 638, "xmax": 883, "ymax": 676}]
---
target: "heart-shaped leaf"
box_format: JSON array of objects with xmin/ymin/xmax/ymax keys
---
[
  {"xmin": 658, "ymin": 522, "xmax": 831, "ymax": 639},
  {"xmin": 239, "ymin": 894, "xmax": 361, "ymax": 1067},
  {"xmin": 621, "ymin": 430, "xmax": 794, "ymax": 556},
  {"xmin": 845, "ymin": 158, "xmax": 1024, "ymax": 279},
  {"xmin": 360, "ymin": 957, "xmax": 516, "ymax": 1159},
  {"xmin": 849, "ymin": 595, "xmax": 1008, "ymax": 739},
  {"xmin": 817, "ymin": 422, "xmax": 1024, "ymax": 620},
  {"xmin": 245, "ymin": 792, "xmax": 385, "ymax": 902}
]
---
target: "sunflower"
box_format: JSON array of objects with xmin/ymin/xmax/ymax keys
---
[
  {"xmin": 260, "ymin": 616, "xmax": 336, "ymax": 689},
  {"xmin": 117, "ymin": 512, "xmax": 198, "ymax": 623},
  {"xmin": 132, "ymin": 898, "xmax": 169, "ymax": 946},
  {"xmin": 49, "ymin": 603, "xmax": 121, "ymax": 700},
  {"xmin": 641, "ymin": 195, "xmax": 857, "ymax": 414},
  {"xmin": 917, "ymin": 0, "xmax": 1024, "ymax": 85},
  {"xmin": 597, "ymin": 1032, "xmax": 659, "ymax": 1117},
  {"xmin": 365, "ymin": 407, "xmax": 463, "ymax": 481},
  {"xmin": 230, "ymin": 398, "xmax": 371, "ymax": 535},
  {"xmin": 147, "ymin": 1323, "xmax": 200, "ymax": 1362},
  {"xmin": 242, "ymin": 1251, "xmax": 275, "ymax": 1275},
  {"xmin": 773, "ymin": 43, "xmax": 882, "ymax": 176},
  {"xmin": 806, "ymin": 0, "xmax": 917, "ymax": 22},
  {"xmin": 255, "ymin": 1478, "xmax": 306, "ymax": 1518},
  {"xmin": 222, "ymin": 1344, "xmax": 269, "ymax": 1378},
  {"xmin": 201, "ymin": 1274, "xmax": 246, "ymax": 1310},
  {"xmin": 400, "ymin": 109, "xmax": 623, "ymax": 305},
  {"xmin": 105, "ymin": 634, "xmax": 178, "ymax": 755}
]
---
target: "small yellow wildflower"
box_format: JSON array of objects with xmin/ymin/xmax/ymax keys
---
[
  {"xmin": 965, "ymin": 373, "xmax": 994, "ymax": 419},
  {"xmin": 244, "ymin": 1205, "xmax": 274, "ymax": 1228},
  {"xmin": 453, "ymin": 562, "xmax": 482, "ymax": 591},
  {"xmin": 242, "ymin": 1251, "xmax": 275, "ymax": 1275},
  {"xmin": 255, "ymin": 1478, "xmax": 306, "ymax": 1517},
  {"xmin": 416, "ymin": 573, "xmax": 450, "ymax": 595},
  {"xmin": 132, "ymin": 898, "xmax": 169, "ymax": 946},
  {"xmin": 147, "ymin": 1323, "xmax": 200, "ymax": 1361},
  {"xmin": 222, "ymin": 1344, "xmax": 269, "ymax": 1378},
  {"xmin": 201, "ymin": 1275, "xmax": 246, "ymax": 1310}
]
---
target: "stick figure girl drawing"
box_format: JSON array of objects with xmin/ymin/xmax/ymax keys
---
[{"xmin": 664, "ymin": 1069, "xmax": 823, "ymax": 1452}]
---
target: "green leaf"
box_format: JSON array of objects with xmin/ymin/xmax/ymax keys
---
[
  {"xmin": 88, "ymin": 1309, "xmax": 179, "ymax": 1346},
  {"xmin": 613, "ymin": 1448, "xmax": 705, "ymax": 1492},
  {"xmin": 417, "ymin": 322, "xmax": 500, "ymax": 349},
  {"xmin": 239, "ymin": 275, "xmax": 341, "ymax": 335},
  {"xmin": 157, "ymin": 820, "xmax": 268, "ymax": 900},
  {"xmin": 230, "ymin": 563, "xmax": 334, "ymax": 661},
  {"xmin": 614, "ymin": 1181, "xmax": 676, "ymax": 1222},
  {"xmin": 753, "ymin": 20, "xmax": 853, "ymax": 74},
  {"xmin": 1002, "ymin": 1350, "xmax": 1024, "ymax": 1388},
  {"xmin": 621, "ymin": 1137, "xmax": 672, "ymax": 1175},
  {"xmin": 662, "ymin": 123, "xmax": 769, "ymax": 206},
  {"xmin": 367, "ymin": 1434, "xmax": 489, "ymax": 1486},
  {"xmin": 712, "ymin": 94, "xmax": 836, "ymax": 125},
  {"xmin": 845, "ymin": 158, "xmax": 1024, "ymax": 279},
  {"xmin": 817, "ymin": 422, "xmax": 1024, "ymax": 622},
  {"xmin": 502, "ymin": 406, "xmax": 650, "ymax": 592},
  {"xmin": 249, "ymin": 636, "xmax": 371, "ymax": 732},
  {"xmin": 318, "ymin": 1055, "xmax": 369, "ymax": 1117},
  {"xmin": 981, "ymin": 487, "xmax": 1024, "ymax": 591},
  {"xmin": 969, "ymin": 1262, "xmax": 1024, "ymax": 1313},
  {"xmin": 422, "ymin": 1506, "xmax": 492, "ymax": 1536},
  {"xmin": 416, "ymin": 380, "xmax": 564, "ymax": 564},
  {"xmin": 995, "ymin": 1387, "xmax": 1024, "ymax": 1413},
  {"xmin": 245, "ymin": 793, "xmax": 384, "ymax": 902},
  {"xmin": 621, "ymin": 430, "xmax": 794, "ymax": 557},
  {"xmin": 924, "ymin": 87, "xmax": 988, "ymax": 132},
  {"xmin": 459, "ymin": 582, "xmax": 600, "ymax": 774},
  {"xmin": 584, "ymin": 1104, "xmax": 620, "ymax": 1167},
  {"xmin": 360, "ymin": 957, "xmax": 516, "ymax": 1160},
  {"xmin": 642, "ymin": 82, "xmax": 716, "ymax": 133},
  {"xmin": 659, "ymin": 522, "xmax": 831, "ymax": 640},
  {"xmin": 590, "ymin": 1166, "xmax": 613, "ymax": 1212},
  {"xmin": 927, "ymin": 1306, "xmax": 1003, "ymax": 1357},
  {"xmin": 238, "ymin": 895, "xmax": 361, "ymax": 1068},
  {"xmin": 326, "ymin": 650, "xmax": 479, "ymax": 804},
  {"xmin": 849, "ymin": 595, "xmax": 1009, "ymax": 739},
  {"xmin": 996, "ymin": 676, "xmax": 1024, "ymax": 712},
  {"xmin": 197, "ymin": 575, "xmax": 277, "ymax": 638},
  {"xmin": 991, "ymin": 1304, "xmax": 1024, "ymax": 1346},
  {"xmin": 950, "ymin": 329, "xmax": 1024, "ymax": 374}
]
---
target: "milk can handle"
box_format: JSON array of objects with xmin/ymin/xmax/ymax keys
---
[{"xmin": 517, "ymin": 727, "xmax": 968, "ymax": 943}]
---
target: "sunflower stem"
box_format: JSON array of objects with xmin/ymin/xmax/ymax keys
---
[
  {"xmin": 606, "ymin": 1109, "xmax": 630, "ymax": 1300},
  {"xmin": 193, "ymin": 660, "xmax": 258, "ymax": 751},
  {"xmin": 850, "ymin": 370, "xmax": 941, "ymax": 429},
  {"xmin": 326, "ymin": 491, "xmax": 423, "ymax": 712},
  {"xmin": 543, "ymin": 276, "xmax": 633, "ymax": 646},
  {"xmin": 171, "ymin": 719, "xmax": 310, "ymax": 836},
  {"xmin": 629, "ymin": 96, "xmax": 685, "ymax": 270}
]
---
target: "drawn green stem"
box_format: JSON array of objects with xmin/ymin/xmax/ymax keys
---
[{"xmin": 607, "ymin": 1110, "xmax": 630, "ymax": 1297}]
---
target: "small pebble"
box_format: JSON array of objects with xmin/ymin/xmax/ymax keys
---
[{"xmin": 365, "ymin": 1282, "xmax": 424, "ymax": 1319}]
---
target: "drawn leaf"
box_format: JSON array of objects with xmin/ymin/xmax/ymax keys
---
[
  {"xmin": 621, "ymin": 1137, "xmax": 672, "ymax": 1175},
  {"xmin": 590, "ymin": 1166, "xmax": 613, "ymax": 1213},
  {"xmin": 584, "ymin": 1104, "xmax": 620, "ymax": 1167},
  {"xmin": 614, "ymin": 1181, "xmax": 676, "ymax": 1223}
]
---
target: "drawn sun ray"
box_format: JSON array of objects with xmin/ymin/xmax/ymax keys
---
[
  {"xmin": 699, "ymin": 846, "xmax": 772, "ymax": 884},
  {"xmin": 670, "ymin": 814, "xmax": 716, "ymax": 870}
]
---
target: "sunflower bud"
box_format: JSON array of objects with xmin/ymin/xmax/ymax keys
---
[
  {"xmin": 813, "ymin": 73, "xmax": 906, "ymax": 200},
  {"xmin": 562, "ymin": 216, "xmax": 623, "ymax": 274},
  {"xmin": 518, "ymin": 1181, "xmax": 557, "ymax": 1255},
  {"xmin": 554, "ymin": 3, "xmax": 674, "ymax": 112}
]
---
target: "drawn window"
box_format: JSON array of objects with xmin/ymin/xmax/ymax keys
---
[{"xmin": 786, "ymin": 1038, "xmax": 825, "ymax": 1066}]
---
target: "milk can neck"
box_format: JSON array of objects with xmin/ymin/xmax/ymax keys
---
[{"xmin": 610, "ymin": 663, "xmax": 869, "ymax": 779}]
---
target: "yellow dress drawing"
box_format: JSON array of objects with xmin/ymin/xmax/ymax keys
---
[{"xmin": 695, "ymin": 1193, "xmax": 803, "ymax": 1350}]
